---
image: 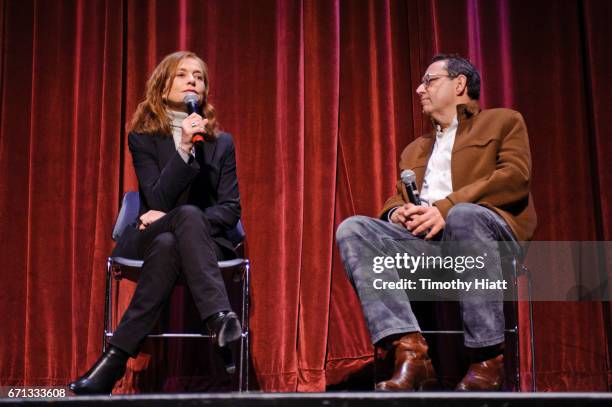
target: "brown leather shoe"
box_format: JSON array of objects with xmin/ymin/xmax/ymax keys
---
[
  {"xmin": 456, "ymin": 354, "xmax": 504, "ymax": 391},
  {"xmin": 376, "ymin": 332, "xmax": 437, "ymax": 391}
]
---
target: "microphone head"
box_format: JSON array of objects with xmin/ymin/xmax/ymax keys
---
[
  {"xmin": 183, "ymin": 92, "xmax": 199, "ymax": 114},
  {"xmin": 183, "ymin": 92, "xmax": 199, "ymax": 104},
  {"xmin": 400, "ymin": 169, "xmax": 416, "ymax": 185}
]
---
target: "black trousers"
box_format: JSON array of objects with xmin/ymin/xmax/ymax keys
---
[{"xmin": 109, "ymin": 205, "xmax": 231, "ymax": 356}]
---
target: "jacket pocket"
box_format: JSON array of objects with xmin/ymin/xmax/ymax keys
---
[{"xmin": 453, "ymin": 136, "xmax": 499, "ymax": 154}]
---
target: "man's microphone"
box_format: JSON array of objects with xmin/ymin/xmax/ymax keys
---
[
  {"xmin": 183, "ymin": 93, "xmax": 206, "ymax": 145},
  {"xmin": 400, "ymin": 169, "xmax": 421, "ymax": 205}
]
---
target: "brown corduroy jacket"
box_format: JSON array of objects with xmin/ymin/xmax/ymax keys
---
[{"xmin": 380, "ymin": 101, "xmax": 537, "ymax": 241}]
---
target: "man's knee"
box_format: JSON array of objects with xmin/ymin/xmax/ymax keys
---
[
  {"xmin": 444, "ymin": 203, "xmax": 501, "ymax": 242},
  {"xmin": 445, "ymin": 203, "xmax": 489, "ymax": 230},
  {"xmin": 336, "ymin": 215, "xmax": 372, "ymax": 242}
]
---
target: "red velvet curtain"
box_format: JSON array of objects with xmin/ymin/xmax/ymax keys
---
[{"xmin": 0, "ymin": 0, "xmax": 610, "ymax": 392}]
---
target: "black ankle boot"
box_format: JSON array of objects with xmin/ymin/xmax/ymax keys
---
[
  {"xmin": 69, "ymin": 346, "xmax": 129, "ymax": 395},
  {"xmin": 205, "ymin": 311, "xmax": 242, "ymax": 347}
]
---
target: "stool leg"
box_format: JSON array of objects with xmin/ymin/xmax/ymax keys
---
[
  {"xmin": 514, "ymin": 295, "xmax": 521, "ymax": 391},
  {"xmin": 103, "ymin": 258, "xmax": 113, "ymax": 353},
  {"xmin": 243, "ymin": 261, "xmax": 251, "ymax": 391},
  {"xmin": 513, "ymin": 258, "xmax": 521, "ymax": 392},
  {"xmin": 232, "ymin": 261, "xmax": 249, "ymax": 392},
  {"xmin": 242, "ymin": 332, "xmax": 249, "ymax": 391},
  {"xmin": 238, "ymin": 333, "xmax": 245, "ymax": 391},
  {"xmin": 525, "ymin": 266, "xmax": 537, "ymax": 391},
  {"xmin": 373, "ymin": 346, "xmax": 379, "ymax": 389}
]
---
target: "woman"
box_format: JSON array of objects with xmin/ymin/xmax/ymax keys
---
[{"xmin": 69, "ymin": 51, "xmax": 242, "ymax": 395}]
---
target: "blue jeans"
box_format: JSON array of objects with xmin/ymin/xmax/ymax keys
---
[{"xmin": 336, "ymin": 203, "xmax": 520, "ymax": 347}]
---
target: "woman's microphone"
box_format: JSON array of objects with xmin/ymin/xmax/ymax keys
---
[{"xmin": 183, "ymin": 93, "xmax": 205, "ymax": 145}]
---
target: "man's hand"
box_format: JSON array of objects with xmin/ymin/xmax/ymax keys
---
[
  {"xmin": 404, "ymin": 205, "xmax": 445, "ymax": 240},
  {"xmin": 138, "ymin": 210, "xmax": 166, "ymax": 230},
  {"xmin": 390, "ymin": 203, "xmax": 417, "ymax": 226}
]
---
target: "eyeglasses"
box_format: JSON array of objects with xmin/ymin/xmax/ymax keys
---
[{"xmin": 420, "ymin": 73, "xmax": 451, "ymax": 87}]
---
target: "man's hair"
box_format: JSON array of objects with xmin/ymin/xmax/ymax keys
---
[{"xmin": 431, "ymin": 53, "xmax": 480, "ymax": 100}]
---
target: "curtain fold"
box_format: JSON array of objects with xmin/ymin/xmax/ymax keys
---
[
  {"xmin": 582, "ymin": 0, "xmax": 612, "ymax": 388},
  {"xmin": 0, "ymin": 0, "xmax": 609, "ymax": 392},
  {"xmin": 0, "ymin": 0, "xmax": 124, "ymax": 386}
]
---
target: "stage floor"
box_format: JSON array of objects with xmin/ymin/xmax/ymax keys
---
[{"xmin": 1, "ymin": 392, "xmax": 611, "ymax": 406}]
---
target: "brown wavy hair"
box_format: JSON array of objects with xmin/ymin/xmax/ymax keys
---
[{"xmin": 128, "ymin": 51, "xmax": 219, "ymax": 136}]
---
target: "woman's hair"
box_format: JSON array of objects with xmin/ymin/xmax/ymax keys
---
[{"xmin": 128, "ymin": 51, "xmax": 219, "ymax": 136}]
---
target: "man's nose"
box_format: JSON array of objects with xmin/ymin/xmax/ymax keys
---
[{"xmin": 416, "ymin": 83, "xmax": 425, "ymax": 95}]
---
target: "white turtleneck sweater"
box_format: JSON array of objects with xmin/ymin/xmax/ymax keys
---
[{"xmin": 167, "ymin": 109, "xmax": 193, "ymax": 163}]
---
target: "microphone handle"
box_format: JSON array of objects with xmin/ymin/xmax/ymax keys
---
[
  {"xmin": 405, "ymin": 182, "xmax": 421, "ymax": 205},
  {"xmin": 411, "ymin": 182, "xmax": 421, "ymax": 205},
  {"xmin": 185, "ymin": 100, "xmax": 206, "ymax": 144},
  {"xmin": 192, "ymin": 134, "xmax": 205, "ymax": 145}
]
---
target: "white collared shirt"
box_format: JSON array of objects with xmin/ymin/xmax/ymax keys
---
[{"xmin": 419, "ymin": 116, "xmax": 458, "ymax": 207}]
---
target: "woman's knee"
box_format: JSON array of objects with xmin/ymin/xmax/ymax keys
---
[
  {"xmin": 175, "ymin": 204, "xmax": 202, "ymax": 220},
  {"xmin": 148, "ymin": 232, "xmax": 178, "ymax": 255},
  {"xmin": 143, "ymin": 232, "xmax": 180, "ymax": 276},
  {"xmin": 174, "ymin": 205, "xmax": 211, "ymax": 231}
]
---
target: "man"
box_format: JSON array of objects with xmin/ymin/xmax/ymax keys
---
[{"xmin": 336, "ymin": 54, "xmax": 536, "ymax": 391}]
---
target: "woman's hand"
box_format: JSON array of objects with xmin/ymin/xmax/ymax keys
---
[
  {"xmin": 180, "ymin": 113, "xmax": 209, "ymax": 152},
  {"xmin": 138, "ymin": 210, "xmax": 166, "ymax": 230}
]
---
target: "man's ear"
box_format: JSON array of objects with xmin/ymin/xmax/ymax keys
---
[{"xmin": 455, "ymin": 74, "xmax": 468, "ymax": 96}]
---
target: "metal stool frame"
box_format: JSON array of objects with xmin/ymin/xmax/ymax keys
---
[{"xmin": 102, "ymin": 192, "xmax": 250, "ymax": 391}]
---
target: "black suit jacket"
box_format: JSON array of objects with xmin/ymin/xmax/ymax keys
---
[{"xmin": 113, "ymin": 131, "xmax": 241, "ymax": 259}]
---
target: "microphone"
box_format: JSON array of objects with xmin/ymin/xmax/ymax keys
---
[
  {"xmin": 183, "ymin": 93, "xmax": 205, "ymax": 145},
  {"xmin": 400, "ymin": 169, "xmax": 421, "ymax": 205}
]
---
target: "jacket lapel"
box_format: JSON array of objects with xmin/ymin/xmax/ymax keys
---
[
  {"xmin": 154, "ymin": 132, "xmax": 220, "ymax": 185},
  {"xmin": 414, "ymin": 135, "xmax": 434, "ymax": 189},
  {"xmin": 452, "ymin": 100, "xmax": 481, "ymax": 153},
  {"xmin": 200, "ymin": 138, "xmax": 218, "ymax": 168},
  {"xmin": 156, "ymin": 134, "xmax": 176, "ymax": 169}
]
